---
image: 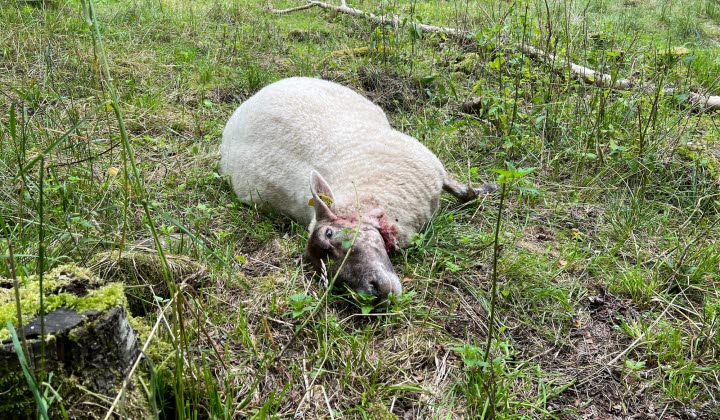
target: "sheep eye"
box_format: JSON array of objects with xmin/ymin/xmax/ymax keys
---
[{"xmin": 325, "ymin": 228, "xmax": 333, "ymax": 238}]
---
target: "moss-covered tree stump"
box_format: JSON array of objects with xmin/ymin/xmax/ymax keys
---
[{"xmin": 0, "ymin": 265, "xmax": 149, "ymax": 418}]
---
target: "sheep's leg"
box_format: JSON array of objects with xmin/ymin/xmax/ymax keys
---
[{"xmin": 443, "ymin": 178, "xmax": 497, "ymax": 203}]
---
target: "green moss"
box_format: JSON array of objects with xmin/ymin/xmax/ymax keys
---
[
  {"xmin": 331, "ymin": 46, "xmax": 392, "ymax": 57},
  {"xmin": 0, "ymin": 265, "xmax": 137, "ymax": 417},
  {"xmin": 0, "ymin": 370, "xmax": 33, "ymax": 414},
  {"xmin": 366, "ymin": 402, "xmax": 399, "ymax": 420},
  {"xmin": 0, "ymin": 265, "xmax": 124, "ymax": 341},
  {"xmin": 128, "ymin": 315, "xmax": 176, "ymax": 412},
  {"xmin": 73, "ymin": 282, "xmax": 127, "ymax": 312},
  {"xmin": 453, "ymin": 52, "xmax": 481, "ymax": 74},
  {"xmin": 129, "ymin": 315, "xmax": 173, "ymax": 365},
  {"xmin": 671, "ymin": 46, "xmax": 692, "ymax": 56},
  {"xmin": 0, "ymin": 365, "xmax": 151, "ymax": 418}
]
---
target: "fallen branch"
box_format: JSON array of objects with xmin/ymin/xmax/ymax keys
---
[
  {"xmin": 519, "ymin": 45, "xmax": 633, "ymax": 90},
  {"xmin": 269, "ymin": 0, "xmax": 462, "ymax": 35},
  {"xmin": 520, "ymin": 45, "xmax": 720, "ymax": 110},
  {"xmin": 687, "ymin": 91, "xmax": 720, "ymax": 110},
  {"xmin": 269, "ymin": 1, "xmax": 720, "ymax": 112},
  {"xmin": 269, "ymin": 2, "xmax": 315, "ymax": 14}
]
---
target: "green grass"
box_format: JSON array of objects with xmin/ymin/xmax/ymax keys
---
[{"xmin": 1, "ymin": 0, "xmax": 719, "ymax": 418}]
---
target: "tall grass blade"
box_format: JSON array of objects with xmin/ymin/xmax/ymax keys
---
[
  {"xmin": 7, "ymin": 321, "xmax": 50, "ymax": 420},
  {"xmin": 0, "ymin": 211, "xmax": 30, "ymax": 359},
  {"xmin": 37, "ymin": 156, "xmax": 47, "ymax": 382},
  {"xmin": 79, "ymin": 1, "xmax": 192, "ymax": 416},
  {"xmin": 13, "ymin": 102, "xmax": 110, "ymax": 181}
]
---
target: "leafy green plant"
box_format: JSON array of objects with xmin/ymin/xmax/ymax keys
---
[
  {"xmin": 476, "ymin": 161, "xmax": 535, "ymax": 418},
  {"xmin": 288, "ymin": 293, "xmax": 317, "ymax": 318},
  {"xmin": 451, "ymin": 343, "xmax": 490, "ymax": 369}
]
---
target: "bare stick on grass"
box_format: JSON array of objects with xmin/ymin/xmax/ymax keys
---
[{"xmin": 268, "ymin": 1, "xmax": 720, "ymax": 111}]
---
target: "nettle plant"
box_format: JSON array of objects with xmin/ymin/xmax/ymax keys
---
[{"xmin": 453, "ymin": 161, "xmax": 535, "ymax": 417}]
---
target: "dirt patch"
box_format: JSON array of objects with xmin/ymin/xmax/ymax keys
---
[
  {"xmin": 207, "ymin": 86, "xmax": 245, "ymax": 104},
  {"xmin": 555, "ymin": 290, "xmax": 642, "ymax": 418},
  {"xmin": 439, "ymin": 278, "xmax": 488, "ymax": 341},
  {"xmin": 564, "ymin": 204, "xmax": 603, "ymax": 235},
  {"xmin": 356, "ymin": 65, "xmax": 424, "ymax": 112},
  {"xmin": 511, "ymin": 285, "xmax": 702, "ymax": 418},
  {"xmin": 241, "ymin": 237, "xmax": 294, "ymax": 278},
  {"xmin": 517, "ymin": 224, "xmax": 561, "ymax": 258}
]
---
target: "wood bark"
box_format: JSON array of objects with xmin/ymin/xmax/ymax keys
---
[
  {"xmin": 0, "ymin": 265, "xmax": 148, "ymax": 417},
  {"xmin": 1, "ymin": 306, "xmax": 140, "ymax": 416},
  {"xmin": 268, "ymin": 1, "xmax": 720, "ymax": 112}
]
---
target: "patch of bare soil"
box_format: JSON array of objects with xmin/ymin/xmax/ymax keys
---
[
  {"xmin": 552, "ymin": 289, "xmax": 649, "ymax": 419},
  {"xmin": 517, "ymin": 224, "xmax": 560, "ymax": 258},
  {"xmin": 241, "ymin": 237, "xmax": 292, "ymax": 278},
  {"xmin": 511, "ymin": 285, "xmax": 712, "ymax": 419},
  {"xmin": 355, "ymin": 65, "xmax": 425, "ymax": 112},
  {"xmin": 565, "ymin": 203, "xmax": 603, "ymax": 234},
  {"xmin": 439, "ymin": 277, "xmax": 488, "ymax": 341},
  {"xmin": 208, "ymin": 86, "xmax": 246, "ymax": 104}
]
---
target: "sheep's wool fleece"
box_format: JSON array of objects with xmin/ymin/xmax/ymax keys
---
[{"xmin": 219, "ymin": 77, "xmax": 449, "ymax": 247}]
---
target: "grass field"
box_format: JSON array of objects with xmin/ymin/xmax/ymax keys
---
[{"xmin": 1, "ymin": 0, "xmax": 719, "ymax": 418}]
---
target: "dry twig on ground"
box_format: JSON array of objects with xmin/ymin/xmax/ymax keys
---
[{"xmin": 268, "ymin": 0, "xmax": 720, "ymax": 112}]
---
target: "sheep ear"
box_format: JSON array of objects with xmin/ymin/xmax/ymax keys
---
[{"xmin": 310, "ymin": 171, "xmax": 336, "ymax": 222}]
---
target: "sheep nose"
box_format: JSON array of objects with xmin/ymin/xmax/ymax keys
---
[{"xmin": 370, "ymin": 274, "xmax": 403, "ymax": 300}]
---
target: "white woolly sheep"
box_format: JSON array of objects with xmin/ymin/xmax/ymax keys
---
[{"xmin": 220, "ymin": 77, "xmax": 493, "ymax": 299}]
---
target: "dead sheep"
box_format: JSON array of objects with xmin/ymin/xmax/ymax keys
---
[{"xmin": 220, "ymin": 77, "xmax": 493, "ymax": 299}]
